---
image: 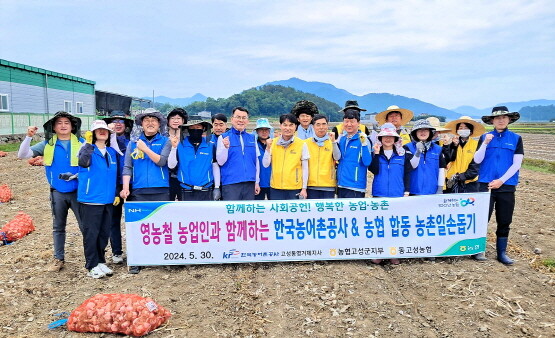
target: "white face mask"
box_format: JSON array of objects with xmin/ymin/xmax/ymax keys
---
[{"xmin": 457, "ymin": 129, "xmax": 471, "ymax": 138}]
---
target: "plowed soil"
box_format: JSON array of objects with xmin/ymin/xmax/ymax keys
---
[{"xmin": 0, "ymin": 133, "xmax": 554, "ymax": 337}]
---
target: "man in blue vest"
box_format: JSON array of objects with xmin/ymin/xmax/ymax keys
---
[
  {"xmin": 216, "ymin": 107, "xmax": 260, "ymax": 200},
  {"xmin": 473, "ymin": 106, "xmax": 524, "ymax": 265},
  {"xmin": 18, "ymin": 111, "xmax": 84, "ymax": 272},
  {"xmin": 337, "ymin": 109, "xmax": 372, "ymax": 198}
]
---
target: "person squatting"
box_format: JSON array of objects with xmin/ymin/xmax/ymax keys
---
[{"xmin": 18, "ymin": 102, "xmax": 523, "ymax": 277}]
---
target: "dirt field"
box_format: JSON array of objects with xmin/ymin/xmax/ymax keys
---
[{"xmin": 1, "ymin": 134, "xmax": 554, "ymax": 338}]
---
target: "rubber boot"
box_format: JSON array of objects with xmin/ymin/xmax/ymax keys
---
[
  {"xmin": 496, "ymin": 237, "xmax": 514, "ymax": 265},
  {"xmin": 473, "ymin": 252, "xmax": 487, "ymax": 261}
]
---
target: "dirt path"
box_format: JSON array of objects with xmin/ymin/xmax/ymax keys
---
[{"xmin": 0, "ymin": 151, "xmax": 554, "ymax": 338}]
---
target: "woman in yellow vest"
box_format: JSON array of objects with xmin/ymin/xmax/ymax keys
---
[
  {"xmin": 305, "ymin": 114, "xmax": 341, "ymax": 199},
  {"xmin": 443, "ymin": 116, "xmax": 485, "ymax": 193},
  {"xmin": 262, "ymin": 114, "xmax": 310, "ymax": 200}
]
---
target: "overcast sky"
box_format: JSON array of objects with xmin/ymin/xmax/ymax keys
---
[{"xmin": 1, "ymin": 0, "xmax": 554, "ymax": 109}]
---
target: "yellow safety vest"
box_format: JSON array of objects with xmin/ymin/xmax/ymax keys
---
[
  {"xmin": 43, "ymin": 134, "xmax": 81, "ymax": 167},
  {"xmin": 305, "ymin": 138, "xmax": 336, "ymax": 188},
  {"xmin": 400, "ymin": 132, "xmax": 411, "ymax": 145},
  {"xmin": 270, "ymin": 137, "xmax": 305, "ymax": 190},
  {"xmin": 446, "ymin": 138, "xmax": 479, "ymax": 183}
]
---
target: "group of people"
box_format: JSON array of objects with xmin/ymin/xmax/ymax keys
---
[{"xmin": 17, "ymin": 100, "xmax": 523, "ymax": 277}]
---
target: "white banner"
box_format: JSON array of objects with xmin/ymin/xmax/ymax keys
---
[{"xmin": 125, "ymin": 192, "xmax": 489, "ymax": 265}]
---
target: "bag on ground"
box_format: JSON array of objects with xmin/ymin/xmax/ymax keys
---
[
  {"xmin": 0, "ymin": 184, "xmax": 13, "ymax": 203},
  {"xmin": 67, "ymin": 294, "xmax": 171, "ymax": 337},
  {"xmin": 1, "ymin": 212, "xmax": 35, "ymax": 241}
]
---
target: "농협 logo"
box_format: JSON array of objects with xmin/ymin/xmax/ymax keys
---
[
  {"xmin": 460, "ymin": 197, "xmax": 475, "ymax": 207},
  {"xmin": 329, "ymin": 249, "xmax": 337, "ymax": 256},
  {"xmin": 128, "ymin": 208, "xmax": 142, "ymax": 213}
]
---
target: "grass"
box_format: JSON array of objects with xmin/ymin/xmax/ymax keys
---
[
  {"xmin": 0, "ymin": 141, "xmax": 39, "ymax": 152},
  {"xmin": 522, "ymin": 158, "xmax": 555, "ymax": 174},
  {"xmin": 542, "ymin": 258, "xmax": 555, "ymax": 272}
]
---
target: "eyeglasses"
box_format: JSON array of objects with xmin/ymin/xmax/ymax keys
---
[{"xmin": 233, "ymin": 116, "xmax": 248, "ymax": 120}]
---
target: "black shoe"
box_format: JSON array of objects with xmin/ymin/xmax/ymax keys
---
[{"xmin": 128, "ymin": 266, "xmax": 141, "ymax": 274}]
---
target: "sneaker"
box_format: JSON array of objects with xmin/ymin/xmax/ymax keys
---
[
  {"xmin": 473, "ymin": 252, "xmax": 487, "ymax": 261},
  {"xmin": 112, "ymin": 255, "xmax": 124, "ymax": 264},
  {"xmin": 128, "ymin": 266, "xmax": 141, "ymax": 274},
  {"xmin": 87, "ymin": 266, "xmax": 106, "ymax": 279},
  {"xmin": 96, "ymin": 263, "xmax": 114, "ymax": 276},
  {"xmin": 48, "ymin": 259, "xmax": 64, "ymax": 272}
]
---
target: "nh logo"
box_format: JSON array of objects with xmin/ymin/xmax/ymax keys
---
[{"xmin": 128, "ymin": 208, "xmax": 142, "ymax": 213}]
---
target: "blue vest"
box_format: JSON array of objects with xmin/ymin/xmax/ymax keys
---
[
  {"xmin": 337, "ymin": 132, "xmax": 370, "ymax": 190},
  {"xmin": 116, "ymin": 135, "xmax": 130, "ymax": 184},
  {"xmin": 406, "ymin": 142, "xmax": 441, "ymax": 195},
  {"xmin": 372, "ymin": 152, "xmax": 405, "ymax": 198},
  {"xmin": 177, "ymin": 137, "xmax": 214, "ymax": 190},
  {"xmin": 44, "ymin": 138, "xmax": 83, "ymax": 193},
  {"xmin": 478, "ymin": 130, "xmax": 520, "ymax": 186},
  {"xmin": 221, "ymin": 128, "xmax": 257, "ymax": 185},
  {"xmin": 78, "ymin": 146, "xmax": 118, "ymax": 204},
  {"xmin": 257, "ymin": 140, "xmax": 271, "ymax": 188},
  {"xmin": 128, "ymin": 133, "xmax": 169, "ymax": 189}
]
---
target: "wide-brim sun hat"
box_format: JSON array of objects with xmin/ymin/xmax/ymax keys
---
[
  {"xmin": 291, "ymin": 100, "xmax": 319, "ymax": 117},
  {"xmin": 376, "ymin": 105, "xmax": 414, "ymax": 126},
  {"xmin": 180, "ymin": 115, "xmax": 212, "ymax": 131},
  {"xmin": 339, "ymin": 100, "xmax": 367, "ymax": 112},
  {"xmin": 444, "ymin": 116, "xmax": 486, "ymax": 137},
  {"xmin": 43, "ymin": 111, "xmax": 82, "ymax": 140},
  {"xmin": 103, "ymin": 110, "xmax": 133, "ymax": 129},
  {"xmin": 410, "ymin": 119, "xmax": 436, "ymax": 142},
  {"xmin": 481, "ymin": 106, "xmax": 520, "ymax": 125},
  {"xmin": 426, "ymin": 117, "xmax": 451, "ymax": 133},
  {"xmin": 134, "ymin": 109, "xmax": 166, "ymax": 126},
  {"xmin": 377, "ymin": 122, "xmax": 400, "ymax": 140},
  {"xmin": 90, "ymin": 120, "xmax": 114, "ymax": 133}
]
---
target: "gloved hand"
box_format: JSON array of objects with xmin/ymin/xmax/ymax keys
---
[
  {"xmin": 59, "ymin": 172, "xmax": 78, "ymax": 181},
  {"xmin": 436, "ymin": 186, "xmax": 443, "ymax": 194},
  {"xmin": 84, "ymin": 130, "xmax": 93, "ymax": 144},
  {"xmin": 359, "ymin": 133, "xmax": 368, "ymax": 146},
  {"xmin": 113, "ymin": 197, "xmax": 121, "ymax": 206},
  {"xmin": 456, "ymin": 173, "xmax": 466, "ymax": 182},
  {"xmin": 213, "ymin": 188, "xmax": 221, "ymax": 201},
  {"xmin": 81, "ymin": 143, "xmax": 94, "ymax": 155},
  {"xmin": 131, "ymin": 147, "xmax": 144, "ymax": 160},
  {"xmin": 414, "ymin": 141, "xmax": 425, "ymax": 157}
]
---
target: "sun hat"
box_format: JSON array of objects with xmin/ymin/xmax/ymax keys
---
[
  {"xmin": 43, "ymin": 111, "xmax": 82, "ymax": 140},
  {"xmin": 444, "ymin": 116, "xmax": 486, "ymax": 137},
  {"xmin": 481, "ymin": 106, "xmax": 520, "ymax": 125},
  {"xmin": 167, "ymin": 108, "xmax": 188, "ymax": 123},
  {"xmin": 254, "ymin": 118, "xmax": 273, "ymax": 130},
  {"xmin": 291, "ymin": 100, "xmax": 319, "ymax": 117},
  {"xmin": 375, "ymin": 105, "xmax": 414, "ymax": 126},
  {"xmin": 180, "ymin": 115, "xmax": 212, "ymax": 131},
  {"xmin": 426, "ymin": 117, "xmax": 451, "ymax": 133},
  {"xmin": 90, "ymin": 120, "xmax": 114, "ymax": 133},
  {"xmin": 338, "ymin": 100, "xmax": 367, "ymax": 112},
  {"xmin": 103, "ymin": 110, "xmax": 133, "ymax": 129},
  {"xmin": 377, "ymin": 123, "xmax": 400, "ymax": 140},
  {"xmin": 410, "ymin": 119, "xmax": 436, "ymax": 142},
  {"xmin": 134, "ymin": 109, "xmax": 166, "ymax": 126}
]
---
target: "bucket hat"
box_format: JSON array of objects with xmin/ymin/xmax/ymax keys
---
[
  {"xmin": 339, "ymin": 100, "xmax": 367, "ymax": 112},
  {"xmin": 481, "ymin": 106, "xmax": 520, "ymax": 125},
  {"xmin": 90, "ymin": 120, "xmax": 114, "ymax": 133},
  {"xmin": 444, "ymin": 116, "xmax": 485, "ymax": 137},
  {"xmin": 43, "ymin": 111, "xmax": 82, "ymax": 140},
  {"xmin": 376, "ymin": 105, "xmax": 414, "ymax": 126},
  {"xmin": 254, "ymin": 118, "xmax": 273, "ymax": 130},
  {"xmin": 377, "ymin": 123, "xmax": 400, "ymax": 140},
  {"xmin": 291, "ymin": 100, "xmax": 319, "ymax": 117},
  {"xmin": 410, "ymin": 119, "xmax": 436, "ymax": 142},
  {"xmin": 167, "ymin": 108, "xmax": 188, "ymax": 124}
]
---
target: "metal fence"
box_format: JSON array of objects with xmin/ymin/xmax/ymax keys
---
[{"xmin": 0, "ymin": 112, "xmax": 99, "ymax": 135}]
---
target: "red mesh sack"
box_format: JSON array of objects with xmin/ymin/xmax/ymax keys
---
[
  {"xmin": 67, "ymin": 294, "xmax": 171, "ymax": 337},
  {"xmin": 0, "ymin": 151, "xmax": 7, "ymax": 157},
  {"xmin": 0, "ymin": 184, "xmax": 13, "ymax": 203},
  {"xmin": 28, "ymin": 156, "xmax": 44, "ymax": 166},
  {"xmin": 1, "ymin": 212, "xmax": 35, "ymax": 241}
]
